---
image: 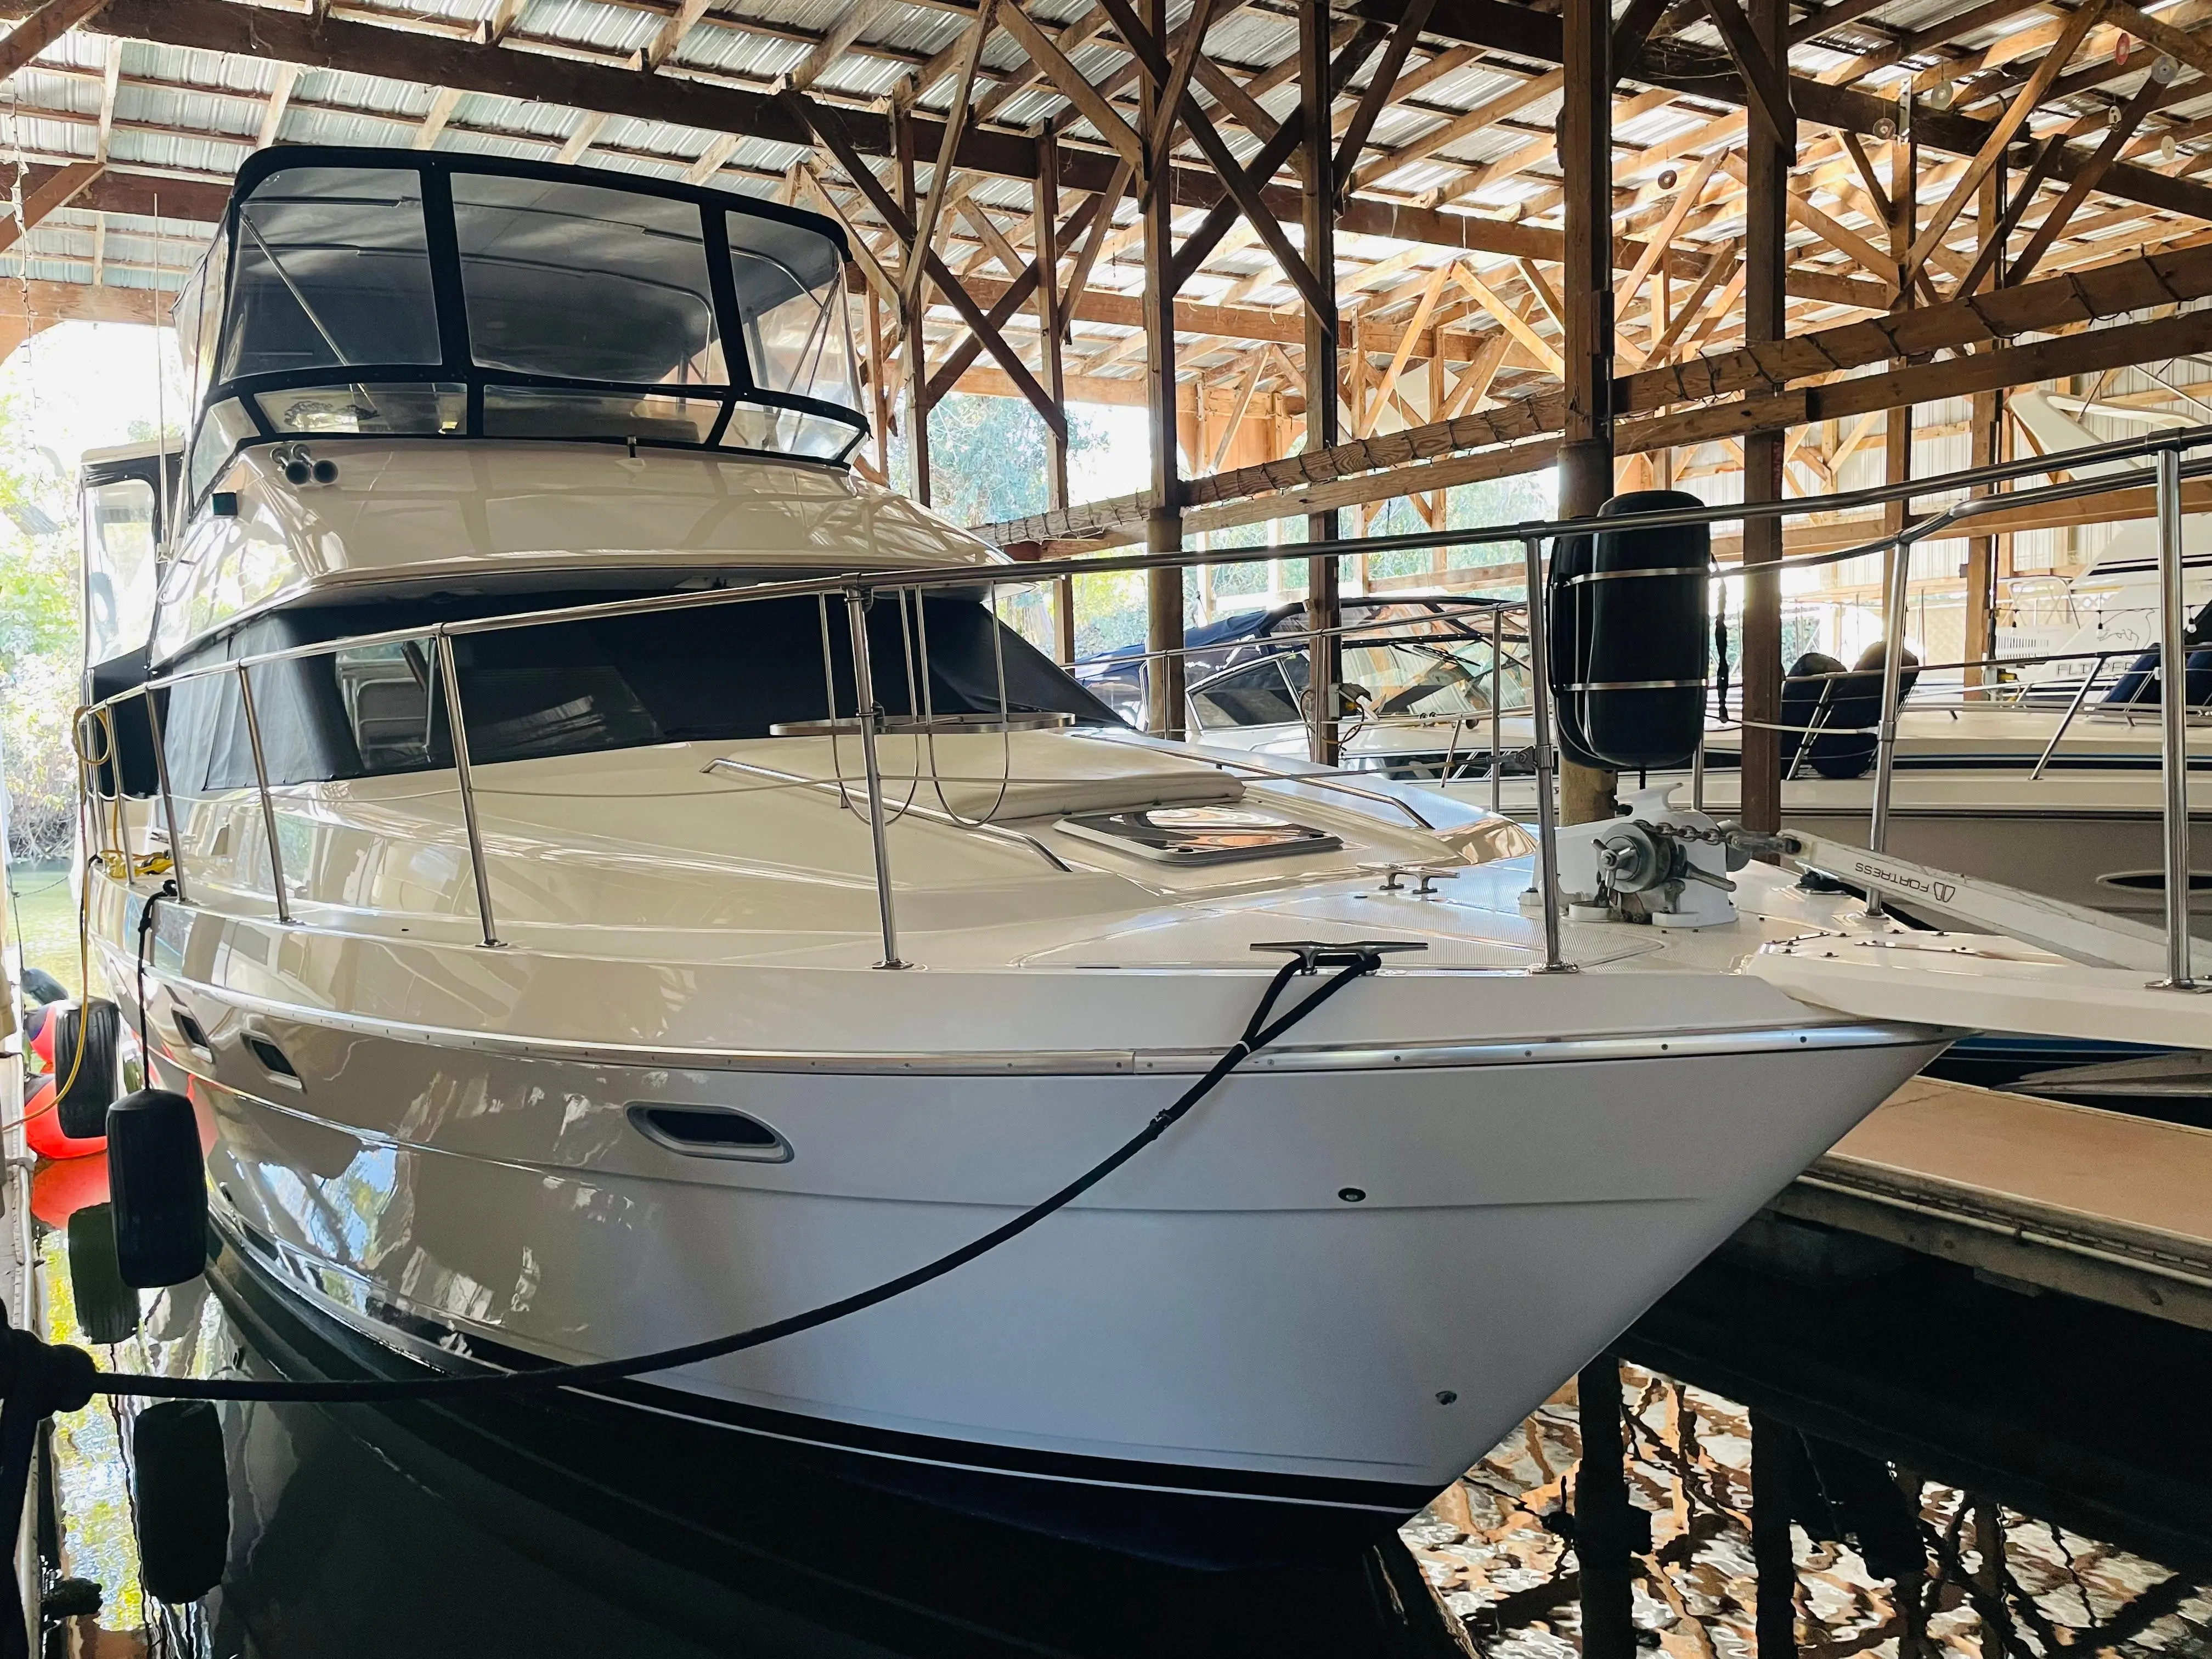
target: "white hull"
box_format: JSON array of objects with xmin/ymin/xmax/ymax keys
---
[{"xmin": 95, "ymin": 837, "xmax": 1939, "ymax": 1560}]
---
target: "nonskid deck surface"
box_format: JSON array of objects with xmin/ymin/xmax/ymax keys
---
[{"xmin": 104, "ymin": 727, "xmax": 1925, "ymax": 1058}]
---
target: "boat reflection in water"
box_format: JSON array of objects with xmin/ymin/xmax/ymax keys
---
[
  {"xmin": 52, "ymin": 1239, "xmax": 1478, "ymax": 1658},
  {"xmin": 41, "ymin": 1218, "xmax": 2212, "ymax": 1657}
]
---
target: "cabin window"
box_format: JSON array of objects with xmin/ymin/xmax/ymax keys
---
[
  {"xmin": 186, "ymin": 399, "xmax": 258, "ymax": 500},
  {"xmin": 157, "ymin": 596, "xmax": 1121, "ymax": 791},
  {"xmin": 718, "ymin": 405, "xmax": 862, "ymax": 461},
  {"xmin": 454, "ymin": 176, "xmax": 727, "ymax": 387},
  {"xmin": 1191, "ymin": 659, "xmax": 1304, "ymax": 730},
  {"xmin": 84, "ymin": 479, "xmax": 159, "ymax": 668},
  {"xmin": 331, "ymin": 642, "xmax": 435, "ymax": 772},
  {"xmin": 220, "ymin": 167, "xmax": 442, "ymax": 381},
  {"xmin": 257, "ymin": 382, "xmax": 467, "ymax": 437},
  {"xmin": 727, "ymin": 214, "xmax": 855, "ymax": 411},
  {"xmin": 480, "ymin": 388, "xmax": 719, "ymax": 445}
]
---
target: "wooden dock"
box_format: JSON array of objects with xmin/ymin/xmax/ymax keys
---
[{"xmin": 1773, "ymin": 1076, "xmax": 2212, "ymax": 1331}]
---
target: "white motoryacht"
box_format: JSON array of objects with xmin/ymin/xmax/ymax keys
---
[{"xmin": 77, "ymin": 149, "xmax": 1948, "ymax": 1567}]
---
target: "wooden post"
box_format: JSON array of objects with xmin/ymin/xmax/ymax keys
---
[
  {"xmin": 1559, "ymin": 0, "xmax": 1616, "ymax": 826},
  {"xmin": 1301, "ymin": 5, "xmax": 1342, "ymax": 766},
  {"xmin": 895, "ymin": 102, "xmax": 931, "ymax": 506},
  {"xmin": 1576, "ymin": 1357, "xmax": 1637, "ymax": 1659},
  {"xmin": 1738, "ymin": 0, "xmax": 1792, "ymax": 837},
  {"xmin": 1035, "ymin": 126, "xmax": 1077, "ymax": 664},
  {"xmin": 1965, "ymin": 153, "xmax": 2005, "ymax": 694},
  {"xmin": 1141, "ymin": 0, "xmax": 1184, "ymax": 738},
  {"xmin": 1751, "ymin": 1413, "xmax": 1799, "ymax": 1659},
  {"xmin": 866, "ymin": 285, "xmax": 890, "ymax": 482}
]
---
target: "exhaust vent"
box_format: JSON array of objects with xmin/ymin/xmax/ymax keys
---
[
  {"xmin": 171, "ymin": 1012, "xmax": 212, "ymax": 1057},
  {"xmin": 242, "ymin": 1034, "xmax": 301, "ymax": 1086},
  {"xmin": 627, "ymin": 1104, "xmax": 791, "ymax": 1163}
]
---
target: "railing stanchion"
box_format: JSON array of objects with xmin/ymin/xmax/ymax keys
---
[
  {"xmin": 1489, "ymin": 602, "xmax": 1504, "ymax": 816},
  {"xmin": 1520, "ymin": 538, "xmax": 1571, "ymax": 973},
  {"xmin": 233, "ymin": 662, "xmax": 292, "ymax": 926},
  {"xmin": 435, "ymin": 631, "xmax": 504, "ymax": 949},
  {"xmin": 141, "ymin": 687, "xmax": 188, "ymax": 906},
  {"xmin": 845, "ymin": 588, "xmax": 907, "ymax": 969},
  {"xmin": 1864, "ymin": 533, "xmax": 1915, "ymax": 919},
  {"xmin": 2154, "ymin": 444, "xmax": 2198, "ymax": 990},
  {"xmin": 2029, "ymin": 653, "xmax": 2104, "ymax": 781}
]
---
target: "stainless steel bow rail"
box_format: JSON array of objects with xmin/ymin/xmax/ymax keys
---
[{"xmin": 76, "ymin": 420, "xmax": 2212, "ymax": 985}]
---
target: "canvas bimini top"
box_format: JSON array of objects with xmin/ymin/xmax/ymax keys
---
[{"xmin": 170, "ymin": 147, "xmax": 865, "ymax": 512}]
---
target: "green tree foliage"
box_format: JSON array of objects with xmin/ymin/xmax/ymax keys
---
[{"xmin": 0, "ymin": 393, "xmax": 86, "ymax": 860}]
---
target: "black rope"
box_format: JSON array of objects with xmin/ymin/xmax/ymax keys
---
[
  {"xmin": 100, "ymin": 946, "xmax": 1382, "ymax": 1403},
  {"xmin": 0, "ymin": 944, "xmax": 1390, "ymax": 1644},
  {"xmin": 134, "ymin": 881, "xmax": 174, "ymax": 1063}
]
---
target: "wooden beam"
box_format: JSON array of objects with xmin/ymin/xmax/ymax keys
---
[
  {"xmin": 1174, "ymin": 95, "xmax": 1334, "ymax": 318},
  {"xmin": 788, "ymin": 89, "xmax": 1065, "ymax": 438},
  {"xmin": 1300, "ymin": 4, "xmax": 1342, "ymax": 767},
  {"xmin": 641, "ymin": 0, "xmax": 714, "ymax": 71},
  {"xmin": 554, "ymin": 109, "xmax": 607, "ymax": 165},
  {"xmin": 681, "ymin": 129, "xmax": 740, "ymax": 185},
  {"xmin": 2005, "ymin": 70, "xmax": 2163, "ymax": 282},
  {"xmin": 255, "ymin": 61, "xmax": 299, "ymax": 151},
  {"xmin": 1334, "ymin": 0, "xmax": 1439, "ymax": 196},
  {"xmin": 1455, "ymin": 263, "xmax": 1563, "ymax": 374},
  {"xmin": 1371, "ymin": 261, "xmax": 1452, "ymax": 422},
  {"xmin": 1138, "ymin": 0, "xmax": 1220, "ymax": 190},
  {"xmin": 977, "ymin": 3, "xmax": 1110, "ymax": 124},
  {"xmin": 1060, "ymin": 154, "xmax": 1132, "ymax": 331},
  {"xmin": 1739, "ymin": 0, "xmax": 1788, "ymax": 839},
  {"xmin": 414, "ymin": 84, "xmax": 462, "ymax": 149},
  {"xmin": 1373, "ymin": 0, "xmax": 2212, "ymax": 225},
  {"xmin": 1614, "ymin": 146, "xmax": 1724, "ymax": 325},
  {"xmin": 903, "ymin": 0, "xmax": 995, "ymax": 316},
  {"xmin": 1138, "ymin": 0, "xmax": 1183, "ymax": 740},
  {"xmin": 1620, "ymin": 236, "xmax": 2212, "ymax": 414},
  {"xmin": 93, "ymin": 32, "xmax": 117, "ymax": 161},
  {"xmin": 0, "ymin": 0, "xmax": 108, "ymax": 85},
  {"xmin": 1904, "ymin": 0, "xmax": 2109, "ymax": 283},
  {"xmin": 1646, "ymin": 236, "xmax": 1737, "ymax": 361},
  {"xmin": 1697, "ymin": 0, "xmax": 1795, "ymax": 150},
  {"xmin": 979, "ymin": 287, "xmax": 2212, "ymax": 549},
  {"xmin": 924, "ymin": 191, "xmax": 1105, "ymax": 403},
  {"xmin": 1000, "ymin": 0, "xmax": 1145, "ymax": 172},
  {"xmin": 0, "ymin": 159, "xmax": 97, "ymax": 254},
  {"xmin": 1165, "ymin": 104, "xmax": 1305, "ymax": 288},
  {"xmin": 791, "ymin": 0, "xmax": 891, "ymax": 91}
]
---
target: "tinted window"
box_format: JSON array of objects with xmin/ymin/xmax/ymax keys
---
[
  {"xmin": 159, "ymin": 595, "xmax": 1121, "ymax": 791},
  {"xmin": 455, "ymin": 176, "xmax": 725, "ymax": 386},
  {"xmin": 1192, "ymin": 659, "xmax": 1301, "ymax": 729},
  {"xmin": 222, "ymin": 167, "xmax": 441, "ymax": 380}
]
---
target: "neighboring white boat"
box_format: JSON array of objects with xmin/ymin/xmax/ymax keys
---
[
  {"xmin": 1460, "ymin": 691, "xmax": 2212, "ymax": 928},
  {"xmin": 77, "ymin": 149, "xmax": 1948, "ymax": 1567}
]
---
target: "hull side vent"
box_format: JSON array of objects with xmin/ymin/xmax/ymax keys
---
[
  {"xmin": 627, "ymin": 1104, "xmax": 792, "ymax": 1163},
  {"xmin": 242, "ymin": 1035, "xmax": 301, "ymax": 1086}
]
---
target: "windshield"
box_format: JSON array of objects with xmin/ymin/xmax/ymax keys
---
[
  {"xmin": 1342, "ymin": 632, "xmax": 1529, "ymax": 719},
  {"xmin": 180, "ymin": 153, "xmax": 865, "ymax": 504}
]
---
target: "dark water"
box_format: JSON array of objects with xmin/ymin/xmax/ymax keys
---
[{"xmin": 34, "ymin": 1207, "xmax": 2212, "ymax": 1658}]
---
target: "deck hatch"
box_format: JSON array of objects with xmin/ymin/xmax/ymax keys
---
[{"xmin": 1056, "ymin": 806, "xmax": 1341, "ymax": 866}]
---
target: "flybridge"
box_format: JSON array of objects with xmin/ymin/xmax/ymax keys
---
[{"xmin": 168, "ymin": 146, "xmax": 868, "ymax": 516}]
